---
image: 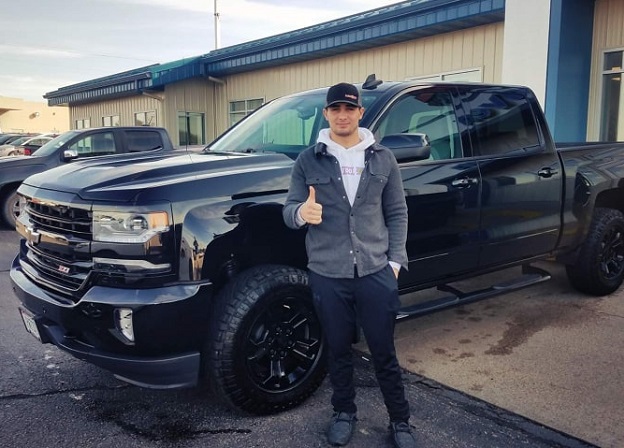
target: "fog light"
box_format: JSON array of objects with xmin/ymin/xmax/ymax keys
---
[{"xmin": 115, "ymin": 308, "xmax": 135, "ymax": 343}]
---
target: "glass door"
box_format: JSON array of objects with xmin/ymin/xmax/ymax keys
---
[{"xmin": 601, "ymin": 50, "xmax": 624, "ymax": 141}]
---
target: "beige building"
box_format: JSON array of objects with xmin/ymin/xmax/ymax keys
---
[
  {"xmin": 43, "ymin": 0, "xmax": 624, "ymax": 146},
  {"xmin": 0, "ymin": 96, "xmax": 69, "ymax": 134}
]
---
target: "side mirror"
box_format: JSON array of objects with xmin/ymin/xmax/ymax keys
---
[
  {"xmin": 63, "ymin": 148, "xmax": 79, "ymax": 161},
  {"xmin": 380, "ymin": 133, "xmax": 431, "ymax": 163}
]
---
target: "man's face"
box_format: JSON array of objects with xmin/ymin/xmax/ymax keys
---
[{"xmin": 323, "ymin": 103, "xmax": 365, "ymax": 138}]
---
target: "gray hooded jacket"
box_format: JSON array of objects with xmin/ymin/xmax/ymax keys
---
[{"xmin": 283, "ymin": 141, "xmax": 408, "ymax": 279}]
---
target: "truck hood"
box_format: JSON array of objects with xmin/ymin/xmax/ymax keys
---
[
  {"xmin": 22, "ymin": 151, "xmax": 295, "ymax": 202},
  {"xmin": 0, "ymin": 155, "xmax": 45, "ymax": 168}
]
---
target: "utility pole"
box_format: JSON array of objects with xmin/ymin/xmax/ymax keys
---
[{"xmin": 214, "ymin": 0, "xmax": 221, "ymax": 49}]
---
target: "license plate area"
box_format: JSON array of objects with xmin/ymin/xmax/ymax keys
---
[{"xmin": 19, "ymin": 307, "xmax": 42, "ymax": 341}]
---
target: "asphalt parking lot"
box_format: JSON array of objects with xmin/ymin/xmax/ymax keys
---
[
  {"xmin": 1, "ymin": 226, "xmax": 622, "ymax": 447},
  {"xmin": 385, "ymin": 263, "xmax": 624, "ymax": 448}
]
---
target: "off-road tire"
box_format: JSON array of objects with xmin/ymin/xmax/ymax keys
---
[
  {"xmin": 1, "ymin": 188, "xmax": 19, "ymax": 229},
  {"xmin": 566, "ymin": 207, "xmax": 624, "ymax": 295},
  {"xmin": 207, "ymin": 264, "xmax": 326, "ymax": 414}
]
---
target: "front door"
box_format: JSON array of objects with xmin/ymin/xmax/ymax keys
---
[{"xmin": 373, "ymin": 87, "xmax": 481, "ymax": 287}]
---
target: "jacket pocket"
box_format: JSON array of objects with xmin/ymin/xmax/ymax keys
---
[
  {"xmin": 368, "ymin": 164, "xmax": 391, "ymax": 180},
  {"xmin": 305, "ymin": 176, "xmax": 336, "ymax": 205},
  {"xmin": 306, "ymin": 176, "xmax": 331, "ymax": 186},
  {"xmin": 366, "ymin": 170, "xmax": 388, "ymax": 197}
]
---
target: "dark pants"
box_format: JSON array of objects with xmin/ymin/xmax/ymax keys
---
[{"xmin": 309, "ymin": 265, "xmax": 410, "ymax": 423}]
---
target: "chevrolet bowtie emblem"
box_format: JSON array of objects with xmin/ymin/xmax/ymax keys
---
[{"xmin": 26, "ymin": 226, "xmax": 41, "ymax": 245}]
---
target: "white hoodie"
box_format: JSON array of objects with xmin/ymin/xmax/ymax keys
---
[{"xmin": 317, "ymin": 127, "xmax": 376, "ymax": 206}]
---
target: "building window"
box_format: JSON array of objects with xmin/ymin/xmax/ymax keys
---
[
  {"xmin": 178, "ymin": 112, "xmax": 205, "ymax": 146},
  {"xmin": 600, "ymin": 50, "xmax": 624, "ymax": 141},
  {"xmin": 134, "ymin": 110, "xmax": 157, "ymax": 126},
  {"xmin": 102, "ymin": 115, "xmax": 120, "ymax": 127},
  {"xmin": 75, "ymin": 118, "xmax": 90, "ymax": 129},
  {"xmin": 229, "ymin": 98, "xmax": 264, "ymax": 126}
]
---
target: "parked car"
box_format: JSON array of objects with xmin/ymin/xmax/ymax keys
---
[
  {"xmin": 0, "ymin": 135, "xmax": 35, "ymax": 156},
  {"xmin": 0, "ymin": 134, "xmax": 26, "ymax": 145},
  {"xmin": 0, "ymin": 126, "xmax": 175, "ymax": 228},
  {"xmin": 14, "ymin": 135, "xmax": 56, "ymax": 156}
]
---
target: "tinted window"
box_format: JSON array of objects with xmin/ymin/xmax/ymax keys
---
[
  {"xmin": 375, "ymin": 89, "xmax": 463, "ymax": 160},
  {"xmin": 124, "ymin": 130, "xmax": 162, "ymax": 152},
  {"xmin": 69, "ymin": 132, "xmax": 116, "ymax": 157},
  {"xmin": 464, "ymin": 89, "xmax": 540, "ymax": 156}
]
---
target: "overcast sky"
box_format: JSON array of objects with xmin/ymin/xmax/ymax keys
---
[{"xmin": 0, "ymin": 0, "xmax": 403, "ymax": 102}]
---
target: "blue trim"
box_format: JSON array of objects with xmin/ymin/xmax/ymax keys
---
[
  {"xmin": 544, "ymin": 0, "xmax": 595, "ymax": 142},
  {"xmin": 44, "ymin": 66, "xmax": 155, "ymax": 105},
  {"xmin": 205, "ymin": 0, "xmax": 504, "ymax": 75},
  {"xmin": 44, "ymin": 0, "xmax": 505, "ymax": 106}
]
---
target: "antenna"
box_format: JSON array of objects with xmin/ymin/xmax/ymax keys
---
[{"xmin": 214, "ymin": 0, "xmax": 221, "ymax": 50}]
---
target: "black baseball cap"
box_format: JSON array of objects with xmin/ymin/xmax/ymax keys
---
[{"xmin": 325, "ymin": 82, "xmax": 361, "ymax": 108}]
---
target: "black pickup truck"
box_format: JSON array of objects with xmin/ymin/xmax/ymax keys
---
[
  {"xmin": 10, "ymin": 76, "xmax": 624, "ymax": 415},
  {"xmin": 0, "ymin": 126, "xmax": 175, "ymax": 228}
]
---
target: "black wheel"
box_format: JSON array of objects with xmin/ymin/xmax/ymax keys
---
[
  {"xmin": 1, "ymin": 188, "xmax": 19, "ymax": 229},
  {"xmin": 207, "ymin": 264, "xmax": 326, "ymax": 414},
  {"xmin": 566, "ymin": 207, "xmax": 624, "ymax": 295}
]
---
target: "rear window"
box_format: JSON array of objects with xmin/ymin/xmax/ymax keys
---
[{"xmin": 124, "ymin": 130, "xmax": 162, "ymax": 152}]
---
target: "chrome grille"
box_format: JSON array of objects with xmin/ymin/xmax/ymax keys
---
[
  {"xmin": 27, "ymin": 200, "xmax": 92, "ymax": 238},
  {"xmin": 20, "ymin": 198, "xmax": 93, "ymax": 299},
  {"xmin": 25, "ymin": 247, "xmax": 91, "ymax": 292}
]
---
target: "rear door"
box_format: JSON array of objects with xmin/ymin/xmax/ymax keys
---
[
  {"xmin": 460, "ymin": 86, "xmax": 563, "ymax": 267},
  {"xmin": 372, "ymin": 86, "xmax": 481, "ymax": 286}
]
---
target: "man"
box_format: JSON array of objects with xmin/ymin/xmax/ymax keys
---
[{"xmin": 283, "ymin": 82, "xmax": 415, "ymax": 448}]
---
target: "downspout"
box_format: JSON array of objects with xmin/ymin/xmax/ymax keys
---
[{"xmin": 209, "ymin": 76, "xmax": 226, "ymax": 141}]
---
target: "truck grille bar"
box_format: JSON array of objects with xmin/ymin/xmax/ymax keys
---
[
  {"xmin": 25, "ymin": 247, "xmax": 91, "ymax": 292},
  {"xmin": 27, "ymin": 200, "xmax": 92, "ymax": 239},
  {"xmin": 19, "ymin": 198, "xmax": 93, "ymax": 300}
]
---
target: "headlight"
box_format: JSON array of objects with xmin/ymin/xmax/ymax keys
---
[{"xmin": 93, "ymin": 211, "xmax": 170, "ymax": 243}]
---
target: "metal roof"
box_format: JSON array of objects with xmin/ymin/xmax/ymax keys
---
[{"xmin": 44, "ymin": 0, "xmax": 505, "ymax": 106}]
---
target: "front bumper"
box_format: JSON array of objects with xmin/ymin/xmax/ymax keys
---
[{"xmin": 10, "ymin": 254, "xmax": 213, "ymax": 389}]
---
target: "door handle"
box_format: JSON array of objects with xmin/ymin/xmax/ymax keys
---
[
  {"xmin": 451, "ymin": 177, "xmax": 477, "ymax": 188},
  {"xmin": 537, "ymin": 167, "xmax": 558, "ymax": 178}
]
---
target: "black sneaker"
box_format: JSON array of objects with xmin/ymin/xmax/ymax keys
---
[
  {"xmin": 327, "ymin": 411, "xmax": 357, "ymax": 446},
  {"xmin": 389, "ymin": 421, "xmax": 416, "ymax": 448}
]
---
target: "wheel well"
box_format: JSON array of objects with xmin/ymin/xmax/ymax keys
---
[
  {"xmin": 595, "ymin": 189, "xmax": 624, "ymax": 215},
  {"xmin": 200, "ymin": 203, "xmax": 308, "ymax": 293},
  {"xmin": 0, "ymin": 182, "xmax": 20, "ymax": 199}
]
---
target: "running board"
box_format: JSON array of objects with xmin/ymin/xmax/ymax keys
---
[{"xmin": 396, "ymin": 264, "xmax": 551, "ymax": 321}]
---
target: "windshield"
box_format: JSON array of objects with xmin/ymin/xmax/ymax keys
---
[
  {"xmin": 207, "ymin": 89, "xmax": 380, "ymax": 160},
  {"xmin": 32, "ymin": 130, "xmax": 82, "ymax": 156},
  {"xmin": 7, "ymin": 136, "xmax": 30, "ymax": 146}
]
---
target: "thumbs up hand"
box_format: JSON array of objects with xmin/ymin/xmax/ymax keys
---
[{"xmin": 300, "ymin": 186, "xmax": 323, "ymax": 225}]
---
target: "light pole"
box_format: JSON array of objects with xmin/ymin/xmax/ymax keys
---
[{"xmin": 214, "ymin": 0, "xmax": 221, "ymax": 49}]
